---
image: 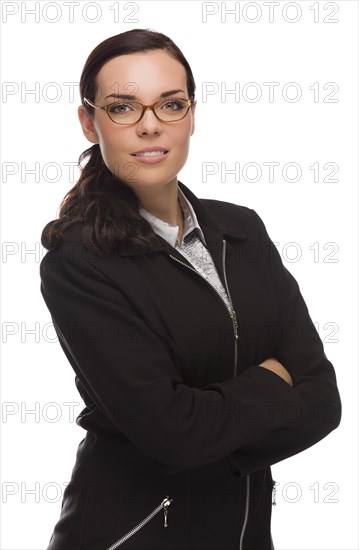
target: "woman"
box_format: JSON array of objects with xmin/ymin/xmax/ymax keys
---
[{"xmin": 39, "ymin": 28, "xmax": 341, "ymax": 550}]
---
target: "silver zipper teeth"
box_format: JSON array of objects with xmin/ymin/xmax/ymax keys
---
[
  {"xmin": 239, "ymin": 474, "xmax": 251, "ymax": 550},
  {"xmin": 106, "ymin": 496, "xmax": 173, "ymax": 550},
  {"xmin": 169, "ymin": 240, "xmax": 249, "ymax": 549},
  {"xmin": 221, "ymin": 240, "xmax": 239, "ymax": 377},
  {"xmin": 272, "ymin": 480, "xmax": 277, "ymax": 506}
]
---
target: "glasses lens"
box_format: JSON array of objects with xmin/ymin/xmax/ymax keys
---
[
  {"xmin": 107, "ymin": 101, "xmax": 143, "ymax": 124},
  {"xmin": 154, "ymin": 98, "xmax": 190, "ymax": 121},
  {"xmin": 107, "ymin": 98, "xmax": 190, "ymax": 124}
]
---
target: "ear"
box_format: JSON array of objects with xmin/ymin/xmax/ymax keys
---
[
  {"xmin": 78, "ymin": 105, "xmax": 99, "ymax": 144},
  {"xmin": 190, "ymin": 100, "xmax": 197, "ymax": 136}
]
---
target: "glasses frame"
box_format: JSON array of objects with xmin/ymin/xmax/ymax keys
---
[{"xmin": 83, "ymin": 96, "xmax": 195, "ymax": 125}]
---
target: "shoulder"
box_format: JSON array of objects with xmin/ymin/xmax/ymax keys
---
[
  {"xmin": 201, "ymin": 197, "xmax": 254, "ymax": 220},
  {"xmin": 199, "ymin": 197, "xmax": 266, "ymax": 239},
  {"xmin": 41, "ymin": 219, "xmax": 84, "ymax": 246},
  {"xmin": 41, "ymin": 220, "xmax": 85, "ymax": 257},
  {"xmin": 40, "ymin": 220, "xmax": 101, "ymax": 276}
]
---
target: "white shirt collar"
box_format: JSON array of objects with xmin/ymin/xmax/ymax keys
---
[{"xmin": 138, "ymin": 186, "xmax": 207, "ymax": 248}]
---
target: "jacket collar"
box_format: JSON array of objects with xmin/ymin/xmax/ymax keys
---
[{"xmin": 120, "ymin": 179, "xmax": 248, "ymax": 256}]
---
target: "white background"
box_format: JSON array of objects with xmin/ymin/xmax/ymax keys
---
[{"xmin": 1, "ymin": 1, "xmax": 358, "ymax": 549}]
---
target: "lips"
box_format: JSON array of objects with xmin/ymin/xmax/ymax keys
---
[
  {"xmin": 131, "ymin": 146, "xmax": 169, "ymax": 156},
  {"xmin": 133, "ymin": 150, "xmax": 168, "ymax": 157}
]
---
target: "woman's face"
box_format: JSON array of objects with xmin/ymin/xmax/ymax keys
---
[{"xmin": 78, "ymin": 50, "xmax": 196, "ymax": 194}]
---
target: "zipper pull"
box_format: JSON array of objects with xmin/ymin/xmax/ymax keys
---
[
  {"xmin": 272, "ymin": 482, "xmax": 277, "ymax": 506},
  {"xmin": 162, "ymin": 496, "xmax": 172, "ymax": 527}
]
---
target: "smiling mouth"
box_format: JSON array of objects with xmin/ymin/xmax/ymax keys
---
[{"xmin": 131, "ymin": 151, "xmax": 169, "ymax": 157}]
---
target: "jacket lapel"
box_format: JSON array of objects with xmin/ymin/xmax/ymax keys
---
[{"xmin": 118, "ymin": 179, "xmax": 249, "ymax": 287}]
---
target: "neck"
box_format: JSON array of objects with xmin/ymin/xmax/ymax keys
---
[{"xmin": 137, "ymin": 180, "xmax": 184, "ymax": 229}]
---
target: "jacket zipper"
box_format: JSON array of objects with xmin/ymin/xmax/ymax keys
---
[
  {"xmin": 106, "ymin": 496, "xmax": 173, "ymax": 550},
  {"xmin": 222, "ymin": 240, "xmax": 239, "ymax": 377},
  {"xmin": 169, "ymin": 239, "xmax": 250, "ymax": 550},
  {"xmin": 169, "ymin": 239, "xmax": 239, "ymax": 375}
]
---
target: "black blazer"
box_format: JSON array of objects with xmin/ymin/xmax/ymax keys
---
[{"xmin": 40, "ymin": 180, "xmax": 341, "ymax": 550}]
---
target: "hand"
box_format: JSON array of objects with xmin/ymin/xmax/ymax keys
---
[{"xmin": 258, "ymin": 357, "xmax": 293, "ymax": 387}]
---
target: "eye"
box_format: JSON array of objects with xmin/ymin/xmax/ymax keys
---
[
  {"xmin": 108, "ymin": 102, "xmax": 135, "ymax": 113},
  {"xmin": 160, "ymin": 99, "xmax": 187, "ymax": 111}
]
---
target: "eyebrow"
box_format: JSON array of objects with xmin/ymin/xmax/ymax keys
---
[{"xmin": 104, "ymin": 89, "xmax": 186, "ymax": 100}]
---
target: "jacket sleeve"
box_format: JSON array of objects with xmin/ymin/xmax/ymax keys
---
[
  {"xmin": 227, "ymin": 209, "xmax": 342, "ymax": 476},
  {"xmin": 39, "ymin": 226, "xmax": 341, "ymax": 474}
]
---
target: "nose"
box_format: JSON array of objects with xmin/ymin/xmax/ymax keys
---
[{"xmin": 136, "ymin": 107, "xmax": 162, "ymax": 135}]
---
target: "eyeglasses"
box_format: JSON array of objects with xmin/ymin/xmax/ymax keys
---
[{"xmin": 83, "ymin": 96, "xmax": 195, "ymax": 125}]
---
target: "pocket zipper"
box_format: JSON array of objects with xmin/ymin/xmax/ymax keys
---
[
  {"xmin": 106, "ymin": 496, "xmax": 173, "ymax": 550},
  {"xmin": 272, "ymin": 480, "xmax": 277, "ymax": 506},
  {"xmin": 239, "ymin": 474, "xmax": 250, "ymax": 550}
]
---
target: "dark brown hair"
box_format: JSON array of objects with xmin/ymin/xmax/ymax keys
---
[{"xmin": 41, "ymin": 28, "xmax": 196, "ymax": 256}]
